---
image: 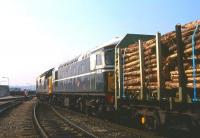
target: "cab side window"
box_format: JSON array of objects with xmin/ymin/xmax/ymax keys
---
[{"xmin": 96, "ymin": 54, "xmax": 102, "ymax": 66}]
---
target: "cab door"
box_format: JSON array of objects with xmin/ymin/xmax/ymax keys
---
[{"xmin": 48, "ymin": 76, "xmax": 53, "ymax": 94}]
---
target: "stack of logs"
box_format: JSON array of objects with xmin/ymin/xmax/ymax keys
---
[
  {"xmin": 122, "ymin": 43, "xmax": 141, "ymax": 93},
  {"xmin": 120, "ymin": 20, "xmax": 200, "ymax": 94},
  {"xmin": 143, "ymin": 39, "xmax": 158, "ymax": 90},
  {"xmin": 163, "ymin": 20, "xmax": 200, "ymax": 89}
]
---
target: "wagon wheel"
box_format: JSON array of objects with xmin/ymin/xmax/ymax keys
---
[
  {"xmin": 96, "ymin": 104, "xmax": 105, "ymax": 118},
  {"xmin": 131, "ymin": 108, "xmax": 138, "ymax": 127},
  {"xmin": 152, "ymin": 111, "xmax": 161, "ymax": 130},
  {"xmin": 186, "ymin": 117, "xmax": 200, "ymax": 136},
  {"xmin": 84, "ymin": 99, "xmax": 91, "ymax": 115},
  {"xmin": 144, "ymin": 111, "xmax": 160, "ymax": 130},
  {"xmin": 79, "ymin": 100, "xmax": 85, "ymax": 113}
]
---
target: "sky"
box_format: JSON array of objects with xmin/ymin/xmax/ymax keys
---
[{"xmin": 0, "ymin": 0, "xmax": 199, "ymax": 86}]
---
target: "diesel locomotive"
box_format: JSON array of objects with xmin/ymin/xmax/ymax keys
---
[
  {"xmin": 36, "ymin": 21, "xmax": 200, "ymax": 132},
  {"xmin": 36, "ymin": 34, "xmax": 153, "ymax": 112}
]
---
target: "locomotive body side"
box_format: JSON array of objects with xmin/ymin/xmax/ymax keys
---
[
  {"xmin": 50, "ymin": 45, "xmax": 116, "ymax": 110},
  {"xmin": 36, "ymin": 68, "xmax": 54, "ymax": 100}
]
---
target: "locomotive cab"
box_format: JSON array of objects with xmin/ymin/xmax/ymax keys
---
[
  {"xmin": 104, "ymin": 48, "xmax": 115, "ymax": 104},
  {"xmin": 36, "ymin": 68, "xmax": 54, "ymax": 100},
  {"xmin": 90, "ymin": 46, "xmax": 115, "ymax": 104},
  {"xmin": 104, "ymin": 48, "xmax": 115, "ymax": 92}
]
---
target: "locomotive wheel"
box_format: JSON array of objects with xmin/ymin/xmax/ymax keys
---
[
  {"xmin": 152, "ymin": 111, "xmax": 160, "ymax": 130},
  {"xmin": 79, "ymin": 101, "xmax": 83, "ymax": 112},
  {"xmin": 84, "ymin": 100, "xmax": 91, "ymax": 115},
  {"xmin": 96, "ymin": 104, "xmax": 104, "ymax": 118},
  {"xmin": 131, "ymin": 108, "xmax": 138, "ymax": 127},
  {"xmin": 79, "ymin": 100, "xmax": 85, "ymax": 113}
]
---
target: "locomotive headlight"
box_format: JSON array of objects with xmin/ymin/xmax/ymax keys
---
[{"xmin": 141, "ymin": 116, "xmax": 145, "ymax": 125}]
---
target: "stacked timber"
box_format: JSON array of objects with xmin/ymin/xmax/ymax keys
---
[
  {"xmin": 122, "ymin": 43, "xmax": 141, "ymax": 94},
  {"xmin": 118, "ymin": 20, "xmax": 200, "ymax": 97},
  {"xmin": 143, "ymin": 38, "xmax": 158, "ymax": 90},
  {"xmin": 163, "ymin": 20, "xmax": 200, "ymax": 89}
]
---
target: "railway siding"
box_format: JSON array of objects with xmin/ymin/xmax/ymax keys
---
[
  {"xmin": 35, "ymin": 103, "xmax": 96, "ymax": 138},
  {"xmin": 0, "ymin": 98, "xmax": 39, "ymax": 138},
  {"xmin": 52, "ymin": 105, "xmax": 162, "ymax": 138}
]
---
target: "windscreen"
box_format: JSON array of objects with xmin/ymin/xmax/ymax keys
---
[{"xmin": 105, "ymin": 49, "xmax": 114, "ymax": 65}]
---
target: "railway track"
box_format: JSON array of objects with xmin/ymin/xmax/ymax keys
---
[
  {"xmin": 33, "ymin": 102, "xmax": 98, "ymax": 138},
  {"xmin": 0, "ymin": 97, "xmax": 195, "ymax": 138},
  {"xmin": 55, "ymin": 105, "xmax": 200, "ymax": 138},
  {"xmin": 0, "ymin": 97, "xmax": 25, "ymax": 115},
  {"xmin": 0, "ymin": 98, "xmax": 159, "ymax": 138},
  {"xmin": 0, "ymin": 97, "xmax": 39, "ymax": 137},
  {"xmin": 34, "ymin": 102, "xmax": 162, "ymax": 138}
]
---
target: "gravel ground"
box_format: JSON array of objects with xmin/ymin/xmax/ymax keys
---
[
  {"xmin": 53, "ymin": 106, "xmax": 163, "ymax": 138},
  {"xmin": 0, "ymin": 98, "xmax": 39, "ymax": 138},
  {"xmin": 37, "ymin": 103, "xmax": 94, "ymax": 138}
]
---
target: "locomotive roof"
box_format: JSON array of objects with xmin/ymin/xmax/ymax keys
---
[
  {"xmin": 59, "ymin": 37, "xmax": 121, "ymax": 69},
  {"xmin": 37, "ymin": 33, "xmax": 155, "ymax": 78},
  {"xmin": 58, "ymin": 34, "xmax": 155, "ymax": 69},
  {"xmin": 39, "ymin": 68, "xmax": 54, "ymax": 78},
  {"xmin": 91, "ymin": 37, "xmax": 122, "ymax": 52}
]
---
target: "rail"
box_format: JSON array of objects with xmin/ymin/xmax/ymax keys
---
[
  {"xmin": 33, "ymin": 102, "xmax": 48, "ymax": 138},
  {"xmin": 0, "ymin": 98, "xmax": 24, "ymax": 114},
  {"xmin": 51, "ymin": 106, "xmax": 98, "ymax": 138},
  {"xmin": 33, "ymin": 102, "xmax": 98, "ymax": 138}
]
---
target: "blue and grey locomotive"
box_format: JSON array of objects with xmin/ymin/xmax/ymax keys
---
[
  {"xmin": 36, "ymin": 34, "xmax": 156, "ymax": 115},
  {"xmin": 36, "ymin": 37, "xmax": 123, "ymax": 112}
]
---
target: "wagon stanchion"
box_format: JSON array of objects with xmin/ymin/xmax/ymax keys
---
[
  {"xmin": 155, "ymin": 32, "xmax": 162, "ymax": 101},
  {"xmin": 139, "ymin": 40, "xmax": 145, "ymax": 100},
  {"xmin": 192, "ymin": 24, "xmax": 200, "ymax": 102},
  {"xmin": 176, "ymin": 24, "xmax": 187, "ymax": 103}
]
